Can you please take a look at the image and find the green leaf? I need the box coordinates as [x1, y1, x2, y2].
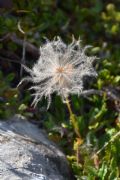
[98, 162, 108, 179]
[86, 166, 98, 177]
[6, 73, 15, 82]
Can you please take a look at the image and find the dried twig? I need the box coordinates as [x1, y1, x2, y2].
[0, 33, 39, 59]
[10, 33, 39, 59]
[80, 88, 120, 112]
[96, 130, 120, 155]
[80, 89, 103, 97]
[17, 21, 26, 77]
[0, 56, 24, 66]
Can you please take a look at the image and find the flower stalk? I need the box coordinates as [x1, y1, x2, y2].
[66, 97, 82, 164]
[66, 98, 81, 138]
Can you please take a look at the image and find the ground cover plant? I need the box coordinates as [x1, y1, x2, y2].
[0, 0, 120, 179]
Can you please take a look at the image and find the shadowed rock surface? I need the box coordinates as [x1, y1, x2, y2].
[0, 115, 73, 180]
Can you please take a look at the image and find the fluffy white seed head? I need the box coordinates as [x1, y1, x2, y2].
[19, 37, 97, 108]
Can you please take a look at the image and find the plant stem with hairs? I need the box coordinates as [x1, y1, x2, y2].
[66, 98, 81, 138]
[66, 97, 82, 164]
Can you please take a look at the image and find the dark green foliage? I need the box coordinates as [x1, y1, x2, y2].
[0, 71, 32, 119]
[0, 0, 120, 179]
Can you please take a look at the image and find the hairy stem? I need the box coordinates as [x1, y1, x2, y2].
[65, 97, 81, 138]
[66, 97, 82, 164]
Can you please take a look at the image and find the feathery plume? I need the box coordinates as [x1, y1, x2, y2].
[19, 37, 97, 108]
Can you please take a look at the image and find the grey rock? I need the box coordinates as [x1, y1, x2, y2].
[0, 115, 73, 180]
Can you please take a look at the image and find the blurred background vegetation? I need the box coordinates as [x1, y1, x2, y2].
[0, 0, 120, 179]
